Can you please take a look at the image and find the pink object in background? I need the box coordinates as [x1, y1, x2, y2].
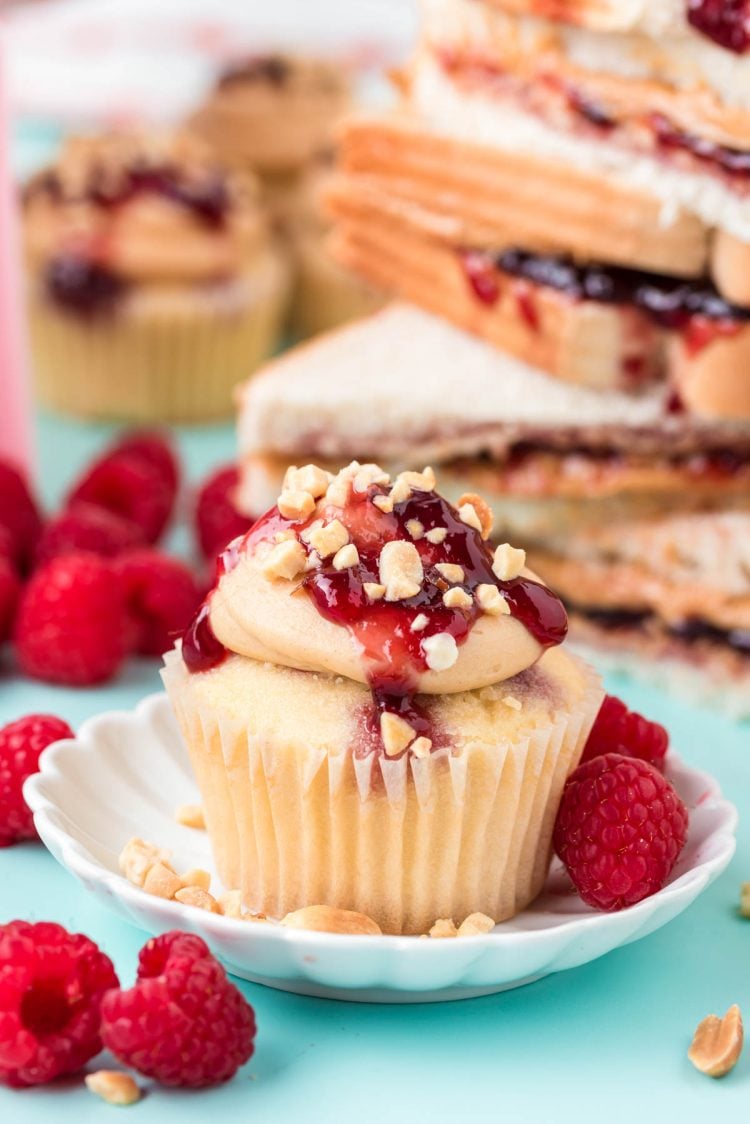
[0, 32, 33, 474]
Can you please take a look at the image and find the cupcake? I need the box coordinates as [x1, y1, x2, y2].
[163, 462, 602, 934]
[287, 157, 386, 339]
[189, 55, 350, 183]
[23, 132, 289, 423]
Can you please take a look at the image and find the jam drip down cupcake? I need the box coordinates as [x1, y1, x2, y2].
[23, 132, 289, 422]
[163, 462, 603, 934]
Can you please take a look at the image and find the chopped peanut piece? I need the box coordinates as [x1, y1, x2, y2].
[492, 543, 526, 582]
[363, 582, 386, 601]
[380, 711, 416, 757]
[307, 519, 349, 559]
[429, 918, 458, 938]
[390, 467, 436, 505]
[180, 868, 211, 892]
[372, 494, 394, 514]
[458, 503, 483, 534]
[143, 861, 183, 900]
[333, 543, 359, 571]
[175, 803, 205, 830]
[476, 583, 510, 616]
[379, 540, 423, 601]
[218, 890, 247, 919]
[425, 527, 447, 545]
[85, 1071, 141, 1106]
[174, 886, 221, 913]
[119, 837, 171, 888]
[688, 1005, 744, 1078]
[435, 563, 464, 584]
[410, 737, 432, 758]
[281, 904, 382, 935]
[740, 883, 750, 917]
[277, 489, 315, 521]
[442, 587, 473, 610]
[503, 695, 522, 711]
[457, 492, 493, 539]
[457, 913, 495, 936]
[406, 519, 424, 540]
[353, 464, 390, 493]
[284, 464, 332, 498]
[410, 613, 429, 632]
[261, 538, 306, 581]
[422, 632, 458, 671]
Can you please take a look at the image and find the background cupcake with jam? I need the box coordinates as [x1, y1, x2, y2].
[23, 131, 288, 422]
[188, 54, 386, 339]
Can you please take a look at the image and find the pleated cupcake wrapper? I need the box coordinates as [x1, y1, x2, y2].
[28, 253, 289, 423]
[288, 235, 385, 339]
[162, 650, 602, 935]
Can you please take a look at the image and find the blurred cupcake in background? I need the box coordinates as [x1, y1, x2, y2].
[188, 54, 350, 205]
[189, 55, 385, 339]
[23, 131, 289, 423]
[287, 154, 385, 340]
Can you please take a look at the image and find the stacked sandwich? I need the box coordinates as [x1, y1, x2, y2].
[236, 0, 750, 713]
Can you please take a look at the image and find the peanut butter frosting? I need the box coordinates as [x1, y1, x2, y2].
[23, 132, 268, 286]
[182, 462, 568, 759]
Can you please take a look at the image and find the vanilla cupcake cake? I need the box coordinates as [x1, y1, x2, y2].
[163, 462, 602, 935]
[23, 131, 288, 422]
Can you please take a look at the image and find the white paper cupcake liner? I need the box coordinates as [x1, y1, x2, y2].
[162, 649, 602, 934]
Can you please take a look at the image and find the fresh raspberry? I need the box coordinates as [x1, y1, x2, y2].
[67, 432, 179, 544]
[0, 555, 21, 644]
[0, 920, 118, 1087]
[0, 460, 43, 573]
[101, 930, 256, 1087]
[0, 715, 74, 846]
[14, 554, 129, 686]
[195, 465, 252, 562]
[35, 502, 145, 568]
[110, 431, 180, 497]
[580, 694, 669, 771]
[554, 752, 689, 912]
[114, 550, 202, 656]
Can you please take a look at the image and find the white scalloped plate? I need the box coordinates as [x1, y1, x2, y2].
[24, 694, 737, 1003]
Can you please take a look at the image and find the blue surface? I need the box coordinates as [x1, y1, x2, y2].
[1, 414, 749, 1122]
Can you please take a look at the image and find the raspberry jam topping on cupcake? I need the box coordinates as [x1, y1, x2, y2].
[23, 132, 266, 318]
[183, 463, 568, 758]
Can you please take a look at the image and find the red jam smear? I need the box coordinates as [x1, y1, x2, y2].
[686, 0, 750, 54]
[303, 486, 567, 688]
[181, 510, 289, 673]
[651, 113, 750, 182]
[182, 602, 228, 674]
[458, 247, 750, 347]
[459, 250, 501, 306]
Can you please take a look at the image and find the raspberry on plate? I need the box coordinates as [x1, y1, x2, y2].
[35, 502, 145, 568]
[580, 694, 669, 771]
[0, 715, 73, 846]
[67, 432, 179, 544]
[0, 460, 43, 573]
[115, 550, 202, 657]
[101, 930, 255, 1087]
[14, 554, 129, 686]
[195, 465, 252, 562]
[0, 920, 118, 1087]
[554, 752, 689, 912]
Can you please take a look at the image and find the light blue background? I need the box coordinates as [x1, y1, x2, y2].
[1, 414, 748, 1122]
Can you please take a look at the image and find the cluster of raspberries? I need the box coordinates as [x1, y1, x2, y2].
[0, 924, 256, 1089]
[0, 432, 252, 686]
